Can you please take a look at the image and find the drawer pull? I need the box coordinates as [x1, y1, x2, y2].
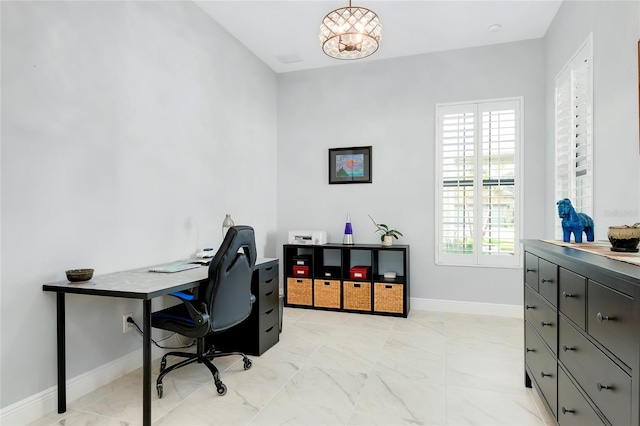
[265, 308, 274, 315]
[562, 291, 576, 299]
[540, 372, 553, 379]
[265, 326, 275, 333]
[541, 321, 553, 327]
[265, 290, 274, 297]
[296, 279, 303, 283]
[324, 282, 331, 286]
[561, 407, 576, 415]
[265, 278, 274, 284]
[596, 381, 613, 391]
[525, 305, 535, 310]
[354, 284, 361, 288]
[562, 345, 576, 352]
[541, 278, 553, 283]
[596, 312, 616, 322]
[526, 348, 536, 353]
[526, 268, 536, 273]
[385, 285, 393, 289]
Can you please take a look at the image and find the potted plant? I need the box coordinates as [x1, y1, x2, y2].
[368, 215, 403, 246]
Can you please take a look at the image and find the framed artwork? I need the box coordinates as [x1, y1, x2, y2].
[328, 146, 372, 184]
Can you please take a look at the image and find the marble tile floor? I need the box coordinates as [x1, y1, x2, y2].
[29, 308, 555, 426]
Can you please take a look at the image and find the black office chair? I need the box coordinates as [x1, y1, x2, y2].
[151, 225, 257, 397]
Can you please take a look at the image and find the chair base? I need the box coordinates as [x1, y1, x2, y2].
[156, 339, 252, 398]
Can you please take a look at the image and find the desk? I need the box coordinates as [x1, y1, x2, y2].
[43, 258, 277, 426]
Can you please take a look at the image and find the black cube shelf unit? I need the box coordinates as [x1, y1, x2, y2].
[283, 243, 410, 318]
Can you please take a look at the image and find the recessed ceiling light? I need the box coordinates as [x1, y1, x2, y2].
[488, 24, 502, 33]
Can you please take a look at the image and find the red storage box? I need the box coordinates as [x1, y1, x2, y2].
[349, 266, 370, 280]
[293, 265, 309, 277]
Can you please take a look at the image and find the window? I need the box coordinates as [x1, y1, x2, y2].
[555, 35, 593, 239]
[435, 98, 522, 267]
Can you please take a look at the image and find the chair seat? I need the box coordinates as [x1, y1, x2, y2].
[152, 304, 208, 338]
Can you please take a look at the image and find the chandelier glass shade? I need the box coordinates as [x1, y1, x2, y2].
[319, 1, 381, 60]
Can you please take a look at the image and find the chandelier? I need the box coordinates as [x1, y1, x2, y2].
[319, 0, 382, 60]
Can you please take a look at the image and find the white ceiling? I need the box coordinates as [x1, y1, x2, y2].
[195, 0, 563, 73]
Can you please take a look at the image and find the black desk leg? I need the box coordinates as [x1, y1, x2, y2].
[56, 293, 66, 413]
[143, 299, 152, 426]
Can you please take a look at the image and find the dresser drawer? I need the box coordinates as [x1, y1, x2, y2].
[558, 367, 605, 426]
[525, 322, 557, 417]
[258, 322, 279, 353]
[559, 268, 586, 330]
[525, 286, 557, 354]
[559, 317, 631, 426]
[525, 252, 539, 292]
[259, 304, 279, 330]
[587, 280, 634, 368]
[259, 275, 278, 308]
[539, 259, 558, 307]
[259, 262, 279, 283]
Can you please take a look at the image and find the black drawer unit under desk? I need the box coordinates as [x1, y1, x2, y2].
[208, 258, 280, 356]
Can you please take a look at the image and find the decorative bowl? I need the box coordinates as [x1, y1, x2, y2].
[607, 226, 640, 252]
[65, 269, 94, 282]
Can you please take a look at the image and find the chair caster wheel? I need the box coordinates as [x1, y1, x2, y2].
[243, 359, 252, 370]
[157, 383, 163, 399]
[160, 358, 167, 372]
[216, 383, 227, 396]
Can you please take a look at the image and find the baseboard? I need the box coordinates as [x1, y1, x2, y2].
[410, 297, 523, 319]
[0, 346, 166, 426]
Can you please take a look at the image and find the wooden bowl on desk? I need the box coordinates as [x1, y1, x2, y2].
[65, 268, 94, 282]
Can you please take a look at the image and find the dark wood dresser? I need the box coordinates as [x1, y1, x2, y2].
[209, 258, 280, 356]
[523, 240, 640, 425]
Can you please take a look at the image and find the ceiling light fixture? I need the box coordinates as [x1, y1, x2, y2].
[319, 0, 382, 60]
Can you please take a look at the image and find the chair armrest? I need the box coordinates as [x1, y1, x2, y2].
[169, 291, 209, 327]
[170, 291, 195, 301]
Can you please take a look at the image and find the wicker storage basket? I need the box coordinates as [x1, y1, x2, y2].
[287, 278, 312, 306]
[373, 283, 404, 314]
[313, 279, 341, 308]
[343, 281, 371, 311]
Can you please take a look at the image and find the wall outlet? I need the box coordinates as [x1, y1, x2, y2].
[123, 313, 134, 333]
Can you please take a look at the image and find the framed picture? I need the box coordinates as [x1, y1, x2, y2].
[328, 146, 372, 184]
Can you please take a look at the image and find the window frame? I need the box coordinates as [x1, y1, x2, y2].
[435, 97, 524, 268]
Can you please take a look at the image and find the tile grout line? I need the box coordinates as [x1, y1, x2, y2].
[344, 317, 397, 425]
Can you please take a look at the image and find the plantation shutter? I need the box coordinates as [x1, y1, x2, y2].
[555, 35, 593, 239]
[436, 98, 522, 267]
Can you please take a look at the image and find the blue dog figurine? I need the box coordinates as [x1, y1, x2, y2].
[557, 198, 594, 243]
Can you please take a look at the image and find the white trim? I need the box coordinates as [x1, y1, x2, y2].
[410, 297, 523, 319]
[0, 346, 167, 426]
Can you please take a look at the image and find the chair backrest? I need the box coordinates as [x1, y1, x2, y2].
[203, 225, 257, 332]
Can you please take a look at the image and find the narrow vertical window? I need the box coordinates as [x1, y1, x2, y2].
[436, 98, 522, 267]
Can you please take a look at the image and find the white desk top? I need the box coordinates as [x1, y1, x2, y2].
[43, 258, 278, 299]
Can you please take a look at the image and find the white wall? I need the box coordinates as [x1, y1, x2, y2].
[1, 1, 277, 408]
[543, 0, 640, 237]
[277, 39, 546, 305]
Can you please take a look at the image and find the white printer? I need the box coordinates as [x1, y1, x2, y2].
[288, 230, 328, 245]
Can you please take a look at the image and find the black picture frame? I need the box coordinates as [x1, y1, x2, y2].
[328, 146, 372, 184]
